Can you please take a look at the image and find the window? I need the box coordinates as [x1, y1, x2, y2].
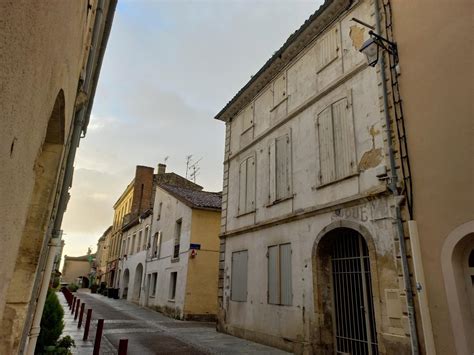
[231, 250, 248, 302]
[169, 272, 177, 300]
[122, 240, 126, 256]
[157, 202, 163, 220]
[317, 96, 356, 186]
[173, 220, 182, 259]
[144, 226, 149, 250]
[273, 72, 287, 107]
[126, 237, 130, 256]
[151, 272, 157, 297]
[316, 26, 339, 73]
[130, 234, 136, 255]
[269, 132, 292, 203]
[268, 243, 292, 305]
[137, 231, 142, 253]
[240, 105, 254, 148]
[238, 155, 256, 215]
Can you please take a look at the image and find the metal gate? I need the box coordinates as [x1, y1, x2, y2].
[331, 229, 378, 355]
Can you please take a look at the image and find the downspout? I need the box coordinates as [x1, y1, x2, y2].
[24, 0, 116, 353]
[373, 0, 419, 353]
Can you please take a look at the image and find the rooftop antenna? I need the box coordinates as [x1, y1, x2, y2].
[189, 157, 202, 183]
[164, 156, 169, 164]
[185, 155, 193, 179]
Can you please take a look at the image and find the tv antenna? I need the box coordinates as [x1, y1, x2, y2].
[189, 157, 202, 183]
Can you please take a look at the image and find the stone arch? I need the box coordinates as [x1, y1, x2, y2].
[2, 90, 67, 349]
[311, 220, 382, 354]
[122, 269, 130, 299]
[133, 263, 144, 302]
[441, 220, 474, 355]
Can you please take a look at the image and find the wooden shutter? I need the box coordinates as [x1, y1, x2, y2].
[269, 140, 276, 203]
[231, 250, 248, 302]
[275, 135, 289, 200]
[238, 160, 247, 213]
[317, 106, 335, 185]
[246, 156, 255, 212]
[316, 27, 339, 73]
[333, 98, 356, 179]
[268, 245, 280, 304]
[280, 244, 292, 305]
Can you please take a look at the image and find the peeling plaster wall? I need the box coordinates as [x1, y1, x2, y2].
[219, 0, 412, 353]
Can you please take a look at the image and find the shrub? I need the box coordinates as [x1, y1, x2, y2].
[67, 283, 79, 292]
[35, 289, 64, 354]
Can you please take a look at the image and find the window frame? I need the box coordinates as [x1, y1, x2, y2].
[267, 243, 293, 306]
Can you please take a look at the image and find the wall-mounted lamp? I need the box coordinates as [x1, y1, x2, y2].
[360, 30, 398, 67]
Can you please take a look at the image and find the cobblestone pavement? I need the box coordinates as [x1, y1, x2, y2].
[59, 290, 289, 354]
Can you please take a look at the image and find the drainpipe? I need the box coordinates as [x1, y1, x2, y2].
[373, 0, 419, 353]
[24, 0, 116, 353]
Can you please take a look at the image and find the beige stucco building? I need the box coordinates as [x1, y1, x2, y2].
[391, 1, 474, 354]
[95, 226, 112, 284]
[61, 253, 95, 287]
[0, 1, 116, 353]
[213, 0, 463, 353]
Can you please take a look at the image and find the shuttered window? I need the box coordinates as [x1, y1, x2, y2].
[268, 243, 292, 305]
[273, 73, 287, 107]
[316, 26, 339, 73]
[269, 133, 292, 203]
[173, 219, 182, 259]
[238, 155, 256, 214]
[317, 97, 356, 185]
[231, 250, 248, 302]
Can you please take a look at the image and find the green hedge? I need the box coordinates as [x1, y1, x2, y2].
[35, 289, 64, 354]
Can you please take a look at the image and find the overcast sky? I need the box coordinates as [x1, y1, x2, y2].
[62, 0, 323, 258]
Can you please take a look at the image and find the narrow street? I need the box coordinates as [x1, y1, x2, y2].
[60, 290, 288, 354]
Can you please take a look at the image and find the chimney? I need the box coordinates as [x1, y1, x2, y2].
[157, 164, 166, 175]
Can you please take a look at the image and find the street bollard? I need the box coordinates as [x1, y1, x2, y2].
[78, 303, 85, 328]
[74, 299, 80, 320]
[83, 309, 92, 341]
[71, 296, 76, 313]
[93, 319, 104, 355]
[118, 339, 128, 355]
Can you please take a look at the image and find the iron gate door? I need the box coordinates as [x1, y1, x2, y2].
[331, 229, 378, 355]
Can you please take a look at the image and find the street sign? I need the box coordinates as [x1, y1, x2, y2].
[190, 243, 201, 250]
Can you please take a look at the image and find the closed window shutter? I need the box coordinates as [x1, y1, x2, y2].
[317, 106, 335, 185]
[269, 140, 277, 203]
[316, 27, 339, 72]
[276, 135, 289, 200]
[239, 160, 247, 213]
[333, 98, 356, 179]
[280, 244, 292, 305]
[231, 250, 248, 302]
[268, 245, 280, 304]
[246, 156, 255, 212]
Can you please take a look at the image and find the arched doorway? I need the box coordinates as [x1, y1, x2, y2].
[80, 276, 89, 288]
[313, 226, 379, 354]
[122, 269, 130, 299]
[133, 264, 144, 302]
[441, 221, 474, 354]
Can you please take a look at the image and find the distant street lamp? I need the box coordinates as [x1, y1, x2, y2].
[360, 30, 398, 66]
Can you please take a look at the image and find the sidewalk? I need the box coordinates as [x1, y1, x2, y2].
[59, 289, 290, 354]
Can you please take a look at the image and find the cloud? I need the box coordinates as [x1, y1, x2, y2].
[61, 0, 323, 258]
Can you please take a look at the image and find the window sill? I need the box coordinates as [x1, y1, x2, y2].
[266, 195, 294, 208]
[312, 171, 359, 190]
[149, 295, 155, 298]
[168, 299, 175, 303]
[270, 96, 288, 112]
[236, 210, 256, 218]
[268, 302, 292, 306]
[171, 257, 180, 263]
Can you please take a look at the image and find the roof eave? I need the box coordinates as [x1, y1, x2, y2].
[214, 0, 351, 123]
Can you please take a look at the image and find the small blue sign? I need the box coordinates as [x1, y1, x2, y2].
[190, 243, 201, 250]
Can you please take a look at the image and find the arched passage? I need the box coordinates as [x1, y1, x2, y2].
[312, 222, 379, 355]
[122, 269, 130, 299]
[441, 220, 474, 354]
[133, 264, 144, 302]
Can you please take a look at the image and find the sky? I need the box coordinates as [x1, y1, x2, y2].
[61, 0, 324, 258]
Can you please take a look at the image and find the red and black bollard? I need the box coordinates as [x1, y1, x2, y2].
[93, 319, 104, 355]
[83, 309, 92, 341]
[78, 302, 85, 328]
[118, 339, 128, 355]
[71, 296, 76, 313]
[74, 299, 80, 320]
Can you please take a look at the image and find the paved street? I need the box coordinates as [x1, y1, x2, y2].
[60, 290, 288, 354]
